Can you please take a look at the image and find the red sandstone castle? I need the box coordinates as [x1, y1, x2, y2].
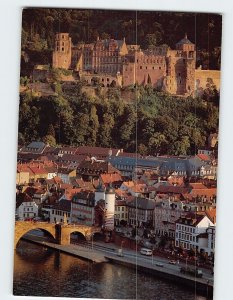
[52, 33, 220, 97]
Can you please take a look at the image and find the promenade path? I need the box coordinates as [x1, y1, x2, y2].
[22, 233, 213, 292]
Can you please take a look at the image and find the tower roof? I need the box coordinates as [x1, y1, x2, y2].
[176, 34, 194, 46]
[106, 183, 115, 194]
[96, 182, 105, 192]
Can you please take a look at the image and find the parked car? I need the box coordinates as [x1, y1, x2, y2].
[169, 260, 177, 265]
[117, 249, 124, 257]
[140, 248, 153, 256]
[180, 267, 203, 278]
[155, 262, 164, 267]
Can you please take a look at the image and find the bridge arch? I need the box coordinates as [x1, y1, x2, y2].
[14, 222, 56, 249]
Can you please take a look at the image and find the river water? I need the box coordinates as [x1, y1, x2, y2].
[13, 240, 208, 299]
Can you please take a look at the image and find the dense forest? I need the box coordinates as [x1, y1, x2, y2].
[21, 8, 222, 70]
[18, 82, 219, 156]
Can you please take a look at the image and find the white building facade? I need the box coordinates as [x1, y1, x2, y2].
[175, 214, 214, 254]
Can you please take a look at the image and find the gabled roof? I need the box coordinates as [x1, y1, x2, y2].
[189, 182, 207, 189]
[51, 199, 71, 212]
[205, 208, 216, 224]
[62, 188, 82, 201]
[176, 213, 212, 227]
[72, 191, 95, 202]
[27, 141, 46, 149]
[29, 166, 48, 175]
[76, 146, 120, 157]
[100, 173, 123, 184]
[78, 160, 119, 175]
[197, 154, 211, 162]
[58, 167, 76, 175]
[16, 192, 33, 208]
[156, 185, 190, 195]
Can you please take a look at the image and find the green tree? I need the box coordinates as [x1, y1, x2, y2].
[47, 124, 55, 137]
[98, 113, 115, 147]
[148, 133, 167, 155]
[42, 134, 56, 146]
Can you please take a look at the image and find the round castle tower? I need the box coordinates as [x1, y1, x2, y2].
[94, 182, 105, 205]
[104, 184, 116, 230]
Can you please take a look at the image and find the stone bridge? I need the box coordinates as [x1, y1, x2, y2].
[14, 221, 102, 249]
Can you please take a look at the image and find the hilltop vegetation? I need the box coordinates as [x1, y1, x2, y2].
[18, 83, 219, 156]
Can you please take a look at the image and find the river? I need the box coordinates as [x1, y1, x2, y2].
[13, 240, 208, 299]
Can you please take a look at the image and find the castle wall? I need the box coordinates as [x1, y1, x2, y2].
[122, 54, 166, 88]
[81, 73, 122, 87]
[195, 70, 221, 97]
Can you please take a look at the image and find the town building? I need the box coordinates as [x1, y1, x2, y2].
[71, 191, 95, 225]
[127, 197, 156, 227]
[16, 193, 38, 220]
[154, 197, 185, 238]
[49, 199, 71, 223]
[114, 200, 128, 226]
[175, 213, 214, 254]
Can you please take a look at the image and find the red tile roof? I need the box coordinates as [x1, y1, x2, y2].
[156, 185, 190, 194]
[100, 173, 123, 184]
[76, 146, 120, 157]
[205, 208, 216, 224]
[189, 182, 208, 189]
[197, 154, 211, 161]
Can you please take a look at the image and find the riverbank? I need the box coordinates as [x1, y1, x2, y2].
[22, 235, 213, 298]
[22, 235, 109, 263]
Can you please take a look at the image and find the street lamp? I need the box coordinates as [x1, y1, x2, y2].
[185, 256, 188, 270]
[151, 247, 155, 265]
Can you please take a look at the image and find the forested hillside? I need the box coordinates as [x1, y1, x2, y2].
[18, 83, 219, 156]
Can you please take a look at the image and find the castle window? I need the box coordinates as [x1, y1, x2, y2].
[62, 47, 64, 52]
[145, 66, 147, 69]
[178, 72, 181, 76]
[159, 67, 161, 70]
[152, 66, 155, 70]
[140, 66, 142, 69]
[62, 35, 64, 39]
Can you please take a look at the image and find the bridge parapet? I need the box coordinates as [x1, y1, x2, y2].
[14, 221, 102, 248]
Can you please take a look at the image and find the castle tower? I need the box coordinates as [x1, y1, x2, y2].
[52, 33, 72, 69]
[94, 182, 105, 205]
[175, 33, 195, 52]
[165, 34, 196, 96]
[104, 184, 115, 230]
